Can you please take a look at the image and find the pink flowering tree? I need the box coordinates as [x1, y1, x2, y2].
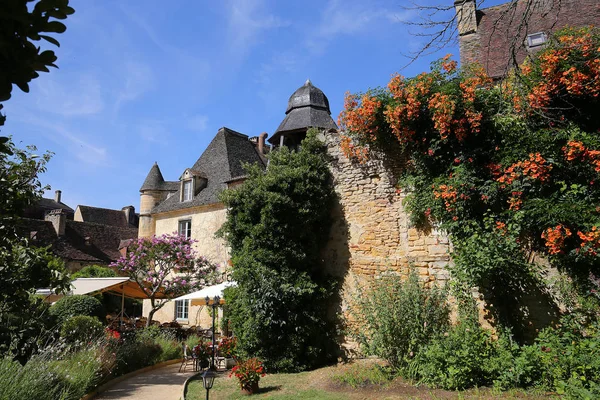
[110, 233, 218, 326]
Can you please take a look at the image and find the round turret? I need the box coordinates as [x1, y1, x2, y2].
[269, 79, 337, 146]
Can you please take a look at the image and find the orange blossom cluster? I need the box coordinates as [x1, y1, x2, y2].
[384, 72, 435, 144]
[577, 226, 600, 257]
[563, 140, 600, 172]
[523, 28, 600, 110]
[542, 224, 572, 255]
[497, 153, 553, 185]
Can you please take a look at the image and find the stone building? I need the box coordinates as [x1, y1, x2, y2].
[139, 80, 451, 329]
[455, 0, 600, 78]
[138, 127, 267, 325]
[19, 209, 138, 271]
[23, 190, 74, 220]
[19, 190, 139, 271]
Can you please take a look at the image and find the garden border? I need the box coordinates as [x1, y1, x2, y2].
[81, 358, 182, 400]
[181, 370, 203, 400]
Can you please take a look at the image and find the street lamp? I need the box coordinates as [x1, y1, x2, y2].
[205, 295, 220, 368]
[201, 368, 217, 400]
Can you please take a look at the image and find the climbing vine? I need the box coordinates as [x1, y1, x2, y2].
[338, 27, 600, 332]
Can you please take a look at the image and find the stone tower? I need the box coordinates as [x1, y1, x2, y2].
[139, 162, 177, 238]
[268, 79, 337, 148]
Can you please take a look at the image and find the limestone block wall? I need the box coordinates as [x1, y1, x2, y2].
[322, 131, 452, 307]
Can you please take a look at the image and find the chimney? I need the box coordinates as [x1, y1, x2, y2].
[45, 209, 66, 236]
[54, 190, 62, 203]
[454, 0, 477, 36]
[122, 205, 135, 226]
[258, 132, 268, 155]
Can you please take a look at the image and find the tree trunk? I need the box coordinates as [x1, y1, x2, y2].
[147, 308, 156, 327]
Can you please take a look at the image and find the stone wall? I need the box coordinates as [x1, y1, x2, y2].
[322, 131, 452, 307]
[322, 131, 562, 342]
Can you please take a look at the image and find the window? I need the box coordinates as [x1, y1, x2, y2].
[183, 180, 193, 201]
[178, 219, 192, 239]
[527, 32, 547, 48]
[175, 299, 189, 320]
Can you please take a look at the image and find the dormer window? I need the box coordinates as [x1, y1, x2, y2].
[183, 180, 193, 202]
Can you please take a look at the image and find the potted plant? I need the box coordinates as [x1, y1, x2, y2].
[229, 357, 266, 395]
[193, 341, 211, 369]
[218, 336, 238, 368]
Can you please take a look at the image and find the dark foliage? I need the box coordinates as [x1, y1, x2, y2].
[219, 130, 339, 372]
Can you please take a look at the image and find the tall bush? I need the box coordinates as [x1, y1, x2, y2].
[50, 295, 105, 323]
[219, 130, 338, 372]
[60, 316, 104, 345]
[350, 269, 449, 370]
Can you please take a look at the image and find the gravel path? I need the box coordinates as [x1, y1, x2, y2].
[94, 363, 195, 400]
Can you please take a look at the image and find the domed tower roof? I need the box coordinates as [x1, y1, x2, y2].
[268, 79, 337, 145]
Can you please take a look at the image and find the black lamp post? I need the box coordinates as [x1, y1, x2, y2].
[201, 368, 217, 400]
[205, 295, 220, 369]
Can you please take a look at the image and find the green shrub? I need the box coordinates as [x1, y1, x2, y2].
[409, 322, 500, 390]
[0, 356, 62, 400]
[70, 265, 117, 279]
[521, 316, 600, 397]
[350, 269, 449, 370]
[50, 295, 105, 323]
[60, 316, 104, 344]
[0, 342, 103, 400]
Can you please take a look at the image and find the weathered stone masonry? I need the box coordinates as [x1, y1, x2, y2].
[322, 131, 452, 301]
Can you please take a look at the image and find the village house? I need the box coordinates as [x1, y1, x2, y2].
[455, 0, 600, 78]
[19, 190, 139, 271]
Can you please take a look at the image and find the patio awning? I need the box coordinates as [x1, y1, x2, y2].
[174, 281, 237, 306]
[36, 277, 167, 301]
[70, 277, 167, 299]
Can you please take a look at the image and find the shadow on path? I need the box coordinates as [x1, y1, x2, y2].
[95, 363, 195, 400]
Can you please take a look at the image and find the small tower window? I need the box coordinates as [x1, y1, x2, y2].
[182, 180, 193, 202]
[527, 32, 547, 48]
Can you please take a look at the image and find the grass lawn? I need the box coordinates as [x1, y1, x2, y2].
[185, 360, 554, 400]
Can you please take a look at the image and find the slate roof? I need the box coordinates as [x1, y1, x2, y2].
[268, 79, 337, 144]
[76, 205, 137, 228]
[140, 162, 179, 192]
[152, 127, 265, 214]
[19, 218, 138, 264]
[23, 198, 74, 220]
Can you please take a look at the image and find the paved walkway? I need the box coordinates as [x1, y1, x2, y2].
[95, 363, 195, 400]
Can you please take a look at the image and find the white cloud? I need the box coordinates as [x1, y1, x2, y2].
[9, 111, 108, 166]
[34, 73, 104, 117]
[113, 60, 154, 115]
[256, 52, 298, 85]
[186, 115, 209, 132]
[225, 0, 290, 51]
[306, 0, 413, 54]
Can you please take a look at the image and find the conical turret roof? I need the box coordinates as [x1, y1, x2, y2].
[140, 162, 164, 191]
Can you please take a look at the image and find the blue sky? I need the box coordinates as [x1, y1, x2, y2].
[2, 0, 485, 211]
